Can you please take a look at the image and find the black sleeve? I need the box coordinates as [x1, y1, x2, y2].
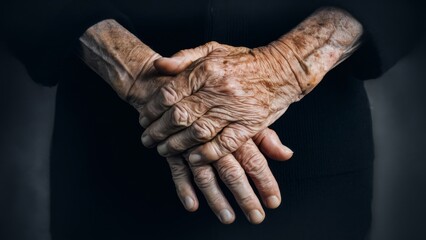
[0, 0, 132, 86]
[325, 0, 425, 80]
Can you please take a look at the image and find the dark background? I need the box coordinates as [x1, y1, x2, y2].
[0, 36, 425, 240]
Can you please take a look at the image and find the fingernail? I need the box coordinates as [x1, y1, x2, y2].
[157, 143, 169, 156]
[141, 134, 154, 147]
[266, 195, 281, 209]
[183, 196, 194, 210]
[283, 145, 294, 155]
[188, 153, 202, 165]
[248, 210, 264, 224]
[140, 117, 150, 128]
[219, 209, 233, 224]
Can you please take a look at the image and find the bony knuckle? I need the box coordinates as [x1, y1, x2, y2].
[170, 105, 191, 127]
[166, 138, 184, 153]
[160, 85, 179, 107]
[257, 178, 275, 192]
[244, 153, 268, 176]
[220, 165, 245, 185]
[172, 169, 188, 180]
[169, 163, 188, 180]
[193, 167, 216, 189]
[204, 41, 220, 53]
[240, 194, 255, 206]
[202, 60, 217, 73]
[192, 121, 215, 141]
[206, 194, 223, 207]
[219, 134, 239, 153]
[207, 41, 219, 47]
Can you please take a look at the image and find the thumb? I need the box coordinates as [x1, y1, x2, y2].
[154, 41, 221, 75]
[252, 128, 294, 161]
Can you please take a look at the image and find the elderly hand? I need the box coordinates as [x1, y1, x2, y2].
[80, 19, 294, 224]
[140, 7, 363, 166]
[171, 128, 293, 224]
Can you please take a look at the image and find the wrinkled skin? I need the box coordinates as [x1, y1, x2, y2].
[125, 46, 293, 224]
[140, 7, 363, 167]
[80, 6, 363, 224]
[80, 19, 294, 224]
[140, 42, 302, 167]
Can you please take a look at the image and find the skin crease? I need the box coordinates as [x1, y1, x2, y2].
[141, 7, 363, 167]
[79, 6, 363, 224]
[80, 20, 294, 224]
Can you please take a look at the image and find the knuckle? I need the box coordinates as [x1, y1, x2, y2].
[169, 163, 188, 180]
[204, 41, 220, 52]
[202, 59, 217, 73]
[192, 120, 215, 142]
[218, 134, 240, 154]
[240, 194, 256, 207]
[206, 194, 223, 207]
[219, 165, 245, 186]
[159, 85, 179, 107]
[145, 101, 160, 119]
[243, 153, 268, 176]
[165, 138, 183, 153]
[207, 41, 219, 47]
[193, 167, 216, 189]
[257, 178, 275, 192]
[170, 105, 191, 127]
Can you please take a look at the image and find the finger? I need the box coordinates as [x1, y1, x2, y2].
[234, 139, 281, 209]
[252, 128, 294, 161]
[188, 123, 253, 166]
[156, 111, 229, 157]
[166, 156, 199, 212]
[141, 93, 211, 148]
[154, 41, 222, 75]
[191, 164, 235, 224]
[137, 73, 187, 127]
[138, 62, 209, 128]
[213, 154, 265, 224]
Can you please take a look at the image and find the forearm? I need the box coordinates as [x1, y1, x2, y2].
[267, 7, 363, 96]
[79, 19, 159, 99]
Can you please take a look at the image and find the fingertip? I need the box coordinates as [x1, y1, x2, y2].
[265, 195, 281, 209]
[248, 209, 265, 224]
[139, 116, 150, 128]
[183, 196, 199, 212]
[279, 144, 294, 161]
[267, 143, 293, 161]
[218, 209, 235, 224]
[141, 133, 155, 148]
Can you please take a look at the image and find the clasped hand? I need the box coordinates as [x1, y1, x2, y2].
[81, 7, 363, 224]
[80, 20, 294, 224]
[126, 41, 300, 224]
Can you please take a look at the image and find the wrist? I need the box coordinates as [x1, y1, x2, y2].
[264, 7, 363, 96]
[252, 45, 304, 111]
[79, 19, 159, 99]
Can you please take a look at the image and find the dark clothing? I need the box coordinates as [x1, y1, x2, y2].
[1, 0, 423, 239]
